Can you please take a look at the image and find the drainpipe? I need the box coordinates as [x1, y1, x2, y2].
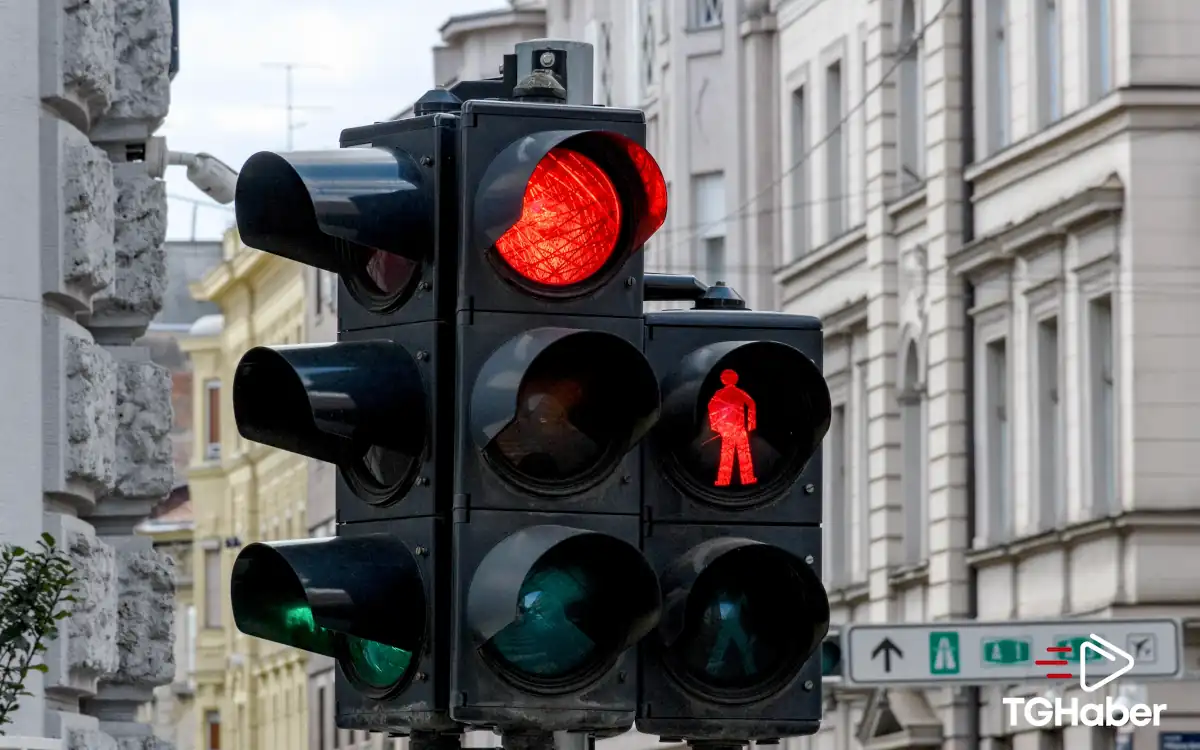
[960, 0, 980, 748]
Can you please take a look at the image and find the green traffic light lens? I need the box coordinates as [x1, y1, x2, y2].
[667, 546, 825, 703]
[486, 562, 601, 680]
[344, 635, 414, 689]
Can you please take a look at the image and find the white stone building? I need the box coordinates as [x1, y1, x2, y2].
[0, 0, 179, 747]
[771, 0, 1200, 748]
[545, 0, 780, 310]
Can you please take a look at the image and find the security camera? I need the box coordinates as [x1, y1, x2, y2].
[144, 137, 239, 205]
[184, 153, 238, 205]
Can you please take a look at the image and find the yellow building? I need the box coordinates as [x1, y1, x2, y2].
[182, 228, 313, 750]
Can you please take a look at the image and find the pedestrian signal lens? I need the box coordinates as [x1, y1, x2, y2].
[664, 544, 829, 704]
[658, 341, 831, 507]
[495, 147, 622, 287]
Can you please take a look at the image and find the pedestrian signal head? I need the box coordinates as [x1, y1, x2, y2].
[231, 535, 427, 697]
[235, 148, 432, 313]
[466, 525, 662, 694]
[473, 131, 666, 298]
[657, 340, 831, 507]
[656, 539, 829, 705]
[469, 328, 660, 496]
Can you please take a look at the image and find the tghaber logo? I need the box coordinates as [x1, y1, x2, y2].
[1005, 634, 1167, 728]
[1037, 634, 1135, 692]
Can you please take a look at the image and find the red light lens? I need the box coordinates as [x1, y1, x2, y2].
[494, 148, 622, 287]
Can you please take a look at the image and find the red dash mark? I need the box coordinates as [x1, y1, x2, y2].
[707, 369, 758, 487]
[1041, 646, 1075, 680]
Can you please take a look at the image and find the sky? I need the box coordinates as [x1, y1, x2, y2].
[161, 0, 507, 241]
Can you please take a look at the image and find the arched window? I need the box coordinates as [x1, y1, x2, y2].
[898, 0, 923, 189]
[899, 341, 926, 563]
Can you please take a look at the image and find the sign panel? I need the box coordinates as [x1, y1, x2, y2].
[1161, 734, 1200, 750]
[844, 618, 1183, 686]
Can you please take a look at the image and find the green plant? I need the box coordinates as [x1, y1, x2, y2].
[0, 533, 76, 733]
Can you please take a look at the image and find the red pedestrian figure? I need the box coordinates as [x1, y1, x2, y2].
[708, 369, 758, 487]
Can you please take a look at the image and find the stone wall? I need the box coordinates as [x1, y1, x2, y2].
[37, 0, 179, 745]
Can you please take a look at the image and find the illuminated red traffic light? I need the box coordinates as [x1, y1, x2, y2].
[495, 148, 623, 286]
[474, 129, 667, 298]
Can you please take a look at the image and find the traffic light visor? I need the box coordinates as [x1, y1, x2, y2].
[470, 328, 660, 495]
[233, 342, 428, 504]
[467, 525, 662, 694]
[657, 340, 832, 507]
[657, 539, 830, 704]
[474, 130, 667, 297]
[235, 148, 429, 311]
[231, 536, 427, 672]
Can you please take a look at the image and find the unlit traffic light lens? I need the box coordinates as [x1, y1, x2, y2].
[345, 635, 414, 689]
[494, 147, 621, 287]
[664, 545, 828, 703]
[487, 561, 601, 680]
[477, 330, 660, 495]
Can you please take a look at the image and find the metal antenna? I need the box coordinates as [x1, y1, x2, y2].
[262, 62, 332, 150]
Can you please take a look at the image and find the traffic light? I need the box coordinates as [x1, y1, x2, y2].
[451, 98, 668, 735]
[637, 285, 834, 743]
[822, 632, 844, 681]
[229, 107, 459, 737]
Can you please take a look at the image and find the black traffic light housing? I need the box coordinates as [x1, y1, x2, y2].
[637, 299, 833, 744]
[450, 98, 669, 735]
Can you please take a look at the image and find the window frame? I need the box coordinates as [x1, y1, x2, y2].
[203, 378, 221, 461]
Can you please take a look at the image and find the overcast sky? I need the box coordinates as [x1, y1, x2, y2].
[161, 0, 506, 241]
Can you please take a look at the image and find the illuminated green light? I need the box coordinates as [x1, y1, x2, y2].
[488, 564, 599, 679]
[345, 636, 414, 688]
[244, 601, 339, 657]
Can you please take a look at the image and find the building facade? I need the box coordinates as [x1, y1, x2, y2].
[137, 486, 198, 750]
[545, 0, 779, 311]
[0, 0, 179, 746]
[772, 0, 1200, 748]
[183, 230, 315, 750]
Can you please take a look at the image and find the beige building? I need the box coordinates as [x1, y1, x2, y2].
[771, 0, 1200, 748]
[137, 486, 198, 750]
[182, 229, 316, 750]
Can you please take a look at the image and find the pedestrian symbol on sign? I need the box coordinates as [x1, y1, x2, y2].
[930, 632, 960, 675]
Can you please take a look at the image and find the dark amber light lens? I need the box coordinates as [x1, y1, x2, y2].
[494, 148, 622, 287]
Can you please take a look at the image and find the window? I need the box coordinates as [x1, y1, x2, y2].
[318, 687, 327, 750]
[825, 60, 847, 239]
[204, 379, 221, 460]
[826, 405, 849, 583]
[860, 37, 869, 222]
[205, 710, 221, 750]
[899, 343, 926, 562]
[1037, 0, 1063, 125]
[693, 0, 722, 28]
[1090, 0, 1113, 101]
[641, 0, 656, 89]
[1035, 317, 1063, 529]
[898, 0, 923, 188]
[1088, 295, 1116, 513]
[984, 339, 1010, 541]
[692, 173, 726, 284]
[985, 0, 1010, 153]
[204, 549, 222, 628]
[790, 86, 810, 259]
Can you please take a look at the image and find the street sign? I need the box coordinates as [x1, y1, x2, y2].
[844, 619, 1183, 686]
